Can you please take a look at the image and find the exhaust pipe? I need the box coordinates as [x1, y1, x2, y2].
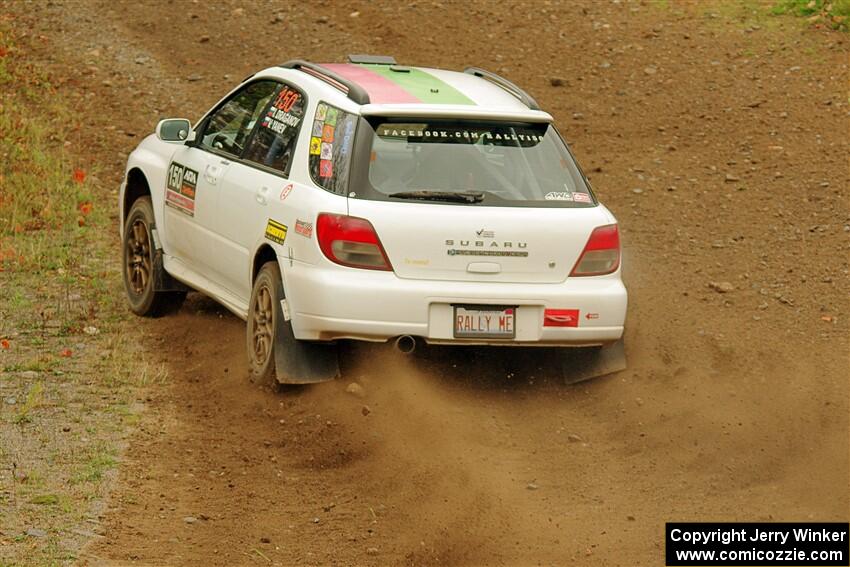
[394, 335, 417, 354]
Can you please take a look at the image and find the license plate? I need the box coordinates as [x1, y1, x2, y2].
[453, 305, 516, 339]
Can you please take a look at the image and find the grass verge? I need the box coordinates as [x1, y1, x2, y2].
[0, 13, 163, 567]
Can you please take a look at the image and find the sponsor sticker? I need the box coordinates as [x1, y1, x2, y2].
[264, 219, 288, 244]
[294, 219, 313, 238]
[312, 120, 323, 137]
[573, 192, 592, 203]
[319, 159, 333, 178]
[309, 136, 322, 155]
[315, 103, 328, 121]
[320, 142, 333, 160]
[165, 162, 199, 216]
[325, 107, 338, 126]
[322, 124, 334, 143]
[279, 183, 293, 201]
[544, 191, 574, 201]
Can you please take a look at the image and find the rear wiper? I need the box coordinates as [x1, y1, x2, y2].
[388, 190, 485, 203]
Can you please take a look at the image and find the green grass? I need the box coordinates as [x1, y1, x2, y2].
[13, 381, 44, 425]
[0, 18, 161, 567]
[772, 0, 850, 30]
[0, 37, 108, 276]
[70, 446, 117, 485]
[29, 494, 59, 506]
[688, 0, 848, 33]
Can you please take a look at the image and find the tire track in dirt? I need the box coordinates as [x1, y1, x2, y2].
[10, 0, 848, 565]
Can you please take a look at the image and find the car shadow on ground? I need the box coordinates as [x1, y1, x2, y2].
[176, 293, 620, 395]
[341, 340, 620, 393]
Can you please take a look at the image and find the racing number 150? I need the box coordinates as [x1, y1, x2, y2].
[167, 163, 182, 190]
[276, 88, 300, 112]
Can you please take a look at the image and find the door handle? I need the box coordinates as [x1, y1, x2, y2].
[256, 186, 269, 205]
[204, 163, 221, 185]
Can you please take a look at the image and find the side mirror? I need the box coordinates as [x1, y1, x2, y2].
[155, 118, 193, 143]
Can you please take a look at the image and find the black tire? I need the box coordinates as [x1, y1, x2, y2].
[247, 261, 285, 385]
[122, 196, 185, 316]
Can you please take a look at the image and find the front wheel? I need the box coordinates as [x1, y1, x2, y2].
[122, 196, 185, 316]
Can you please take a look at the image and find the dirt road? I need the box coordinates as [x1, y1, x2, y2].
[8, 0, 848, 565]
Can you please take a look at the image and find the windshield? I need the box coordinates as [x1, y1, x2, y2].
[351, 118, 595, 207]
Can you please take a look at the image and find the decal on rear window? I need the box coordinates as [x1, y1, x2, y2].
[375, 125, 545, 146]
[165, 162, 199, 217]
[309, 137, 321, 155]
[309, 102, 356, 194]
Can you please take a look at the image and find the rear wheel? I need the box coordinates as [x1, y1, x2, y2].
[122, 197, 185, 316]
[247, 261, 285, 385]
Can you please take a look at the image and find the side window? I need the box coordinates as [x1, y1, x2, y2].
[200, 81, 278, 158]
[308, 102, 357, 195]
[243, 84, 306, 174]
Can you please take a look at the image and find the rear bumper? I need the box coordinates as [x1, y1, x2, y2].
[285, 261, 627, 346]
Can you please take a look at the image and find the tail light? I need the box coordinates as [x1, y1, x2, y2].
[570, 224, 620, 276]
[316, 213, 393, 271]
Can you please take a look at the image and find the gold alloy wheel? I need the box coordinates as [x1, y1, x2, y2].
[251, 284, 274, 365]
[126, 219, 152, 295]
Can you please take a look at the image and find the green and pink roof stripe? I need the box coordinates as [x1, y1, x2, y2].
[322, 63, 477, 105]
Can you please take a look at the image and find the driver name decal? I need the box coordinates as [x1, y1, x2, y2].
[165, 162, 199, 217]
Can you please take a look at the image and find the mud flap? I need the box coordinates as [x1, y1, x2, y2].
[152, 252, 190, 292]
[151, 230, 190, 293]
[561, 339, 627, 384]
[272, 307, 340, 385]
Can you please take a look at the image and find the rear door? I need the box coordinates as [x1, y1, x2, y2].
[212, 83, 308, 299]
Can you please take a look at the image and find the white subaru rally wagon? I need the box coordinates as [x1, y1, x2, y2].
[119, 55, 627, 384]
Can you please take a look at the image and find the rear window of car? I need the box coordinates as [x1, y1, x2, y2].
[349, 118, 595, 207]
[308, 102, 357, 195]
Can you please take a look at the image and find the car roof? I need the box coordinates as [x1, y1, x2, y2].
[254, 57, 554, 123]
